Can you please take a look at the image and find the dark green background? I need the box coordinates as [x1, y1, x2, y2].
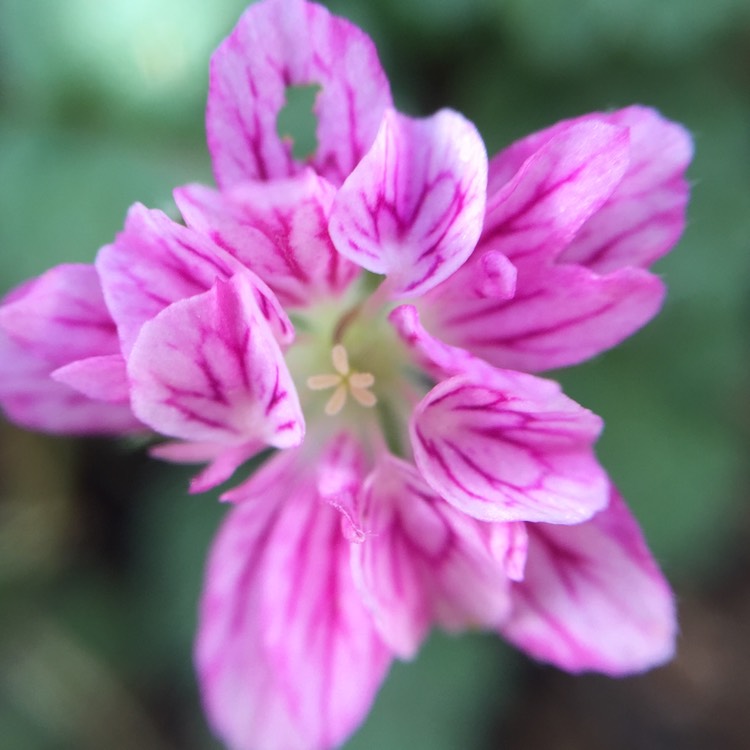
[1, 1, 749, 747]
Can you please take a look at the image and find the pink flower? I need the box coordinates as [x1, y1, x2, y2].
[0, 1, 692, 748]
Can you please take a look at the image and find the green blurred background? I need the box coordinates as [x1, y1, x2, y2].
[1, 0, 749, 748]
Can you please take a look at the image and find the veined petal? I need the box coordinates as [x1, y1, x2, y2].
[207, 0, 392, 187]
[421, 261, 665, 373]
[188, 445, 264, 494]
[175, 171, 359, 308]
[51, 354, 130, 403]
[128, 274, 304, 452]
[352, 456, 525, 658]
[502, 488, 676, 675]
[0, 330, 140, 434]
[0, 264, 120, 365]
[559, 106, 693, 272]
[411, 372, 608, 524]
[329, 108, 488, 298]
[197, 447, 391, 750]
[482, 121, 630, 266]
[388, 304, 485, 380]
[96, 204, 293, 357]
[0, 265, 140, 433]
[315, 432, 368, 542]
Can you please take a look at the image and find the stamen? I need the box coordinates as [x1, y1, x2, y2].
[331, 344, 349, 375]
[325, 384, 349, 416]
[307, 373, 342, 390]
[351, 387, 377, 408]
[349, 372, 375, 389]
[306, 344, 377, 416]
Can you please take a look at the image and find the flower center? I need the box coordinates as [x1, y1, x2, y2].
[306, 344, 377, 416]
[285, 276, 429, 456]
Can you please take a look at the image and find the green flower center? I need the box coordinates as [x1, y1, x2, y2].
[285, 275, 429, 455]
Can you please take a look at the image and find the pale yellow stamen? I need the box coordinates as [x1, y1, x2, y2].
[331, 344, 349, 375]
[325, 383, 349, 416]
[306, 344, 377, 416]
[349, 372, 375, 389]
[306, 373, 342, 390]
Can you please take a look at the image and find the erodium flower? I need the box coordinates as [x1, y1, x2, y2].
[0, 1, 693, 748]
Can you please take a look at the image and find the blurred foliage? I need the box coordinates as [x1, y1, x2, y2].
[1, 0, 749, 748]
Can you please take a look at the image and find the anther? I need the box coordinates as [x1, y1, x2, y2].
[306, 344, 377, 416]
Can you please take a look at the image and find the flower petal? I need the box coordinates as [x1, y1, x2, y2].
[388, 304, 485, 379]
[352, 455, 525, 658]
[559, 106, 693, 272]
[411, 372, 608, 524]
[329, 108, 488, 297]
[207, 0, 392, 187]
[482, 120, 630, 266]
[0, 265, 140, 434]
[197, 447, 391, 750]
[96, 204, 293, 357]
[502, 488, 676, 675]
[421, 261, 665, 373]
[314, 432, 368, 542]
[0, 264, 120, 365]
[51, 354, 130, 403]
[175, 170, 359, 308]
[127, 273, 304, 452]
[0, 331, 140, 434]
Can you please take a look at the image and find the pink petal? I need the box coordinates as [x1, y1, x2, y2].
[352, 455, 525, 657]
[127, 274, 304, 453]
[188, 445, 263, 494]
[51, 354, 130, 403]
[433, 245, 518, 302]
[314, 432, 368, 542]
[559, 106, 693, 272]
[502, 488, 676, 675]
[150, 438, 259, 493]
[197, 447, 391, 750]
[150, 439, 227, 464]
[175, 170, 359, 308]
[388, 304, 485, 380]
[482, 120, 630, 266]
[207, 0, 392, 188]
[0, 264, 120, 365]
[329, 108, 488, 297]
[0, 330, 140, 434]
[0, 265, 140, 434]
[421, 261, 665, 373]
[410, 372, 608, 524]
[96, 204, 293, 357]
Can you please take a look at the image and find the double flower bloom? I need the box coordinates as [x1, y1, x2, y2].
[0, 1, 693, 749]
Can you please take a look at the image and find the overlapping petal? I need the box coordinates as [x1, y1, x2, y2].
[175, 170, 359, 308]
[481, 120, 630, 266]
[421, 261, 665, 372]
[329, 108, 488, 297]
[207, 0, 392, 187]
[418, 106, 691, 372]
[0, 264, 121, 364]
[127, 273, 304, 454]
[0, 330, 139, 434]
[52, 354, 130, 403]
[388, 304, 486, 379]
[352, 456, 526, 658]
[96, 204, 293, 357]
[197, 446, 392, 750]
[0, 265, 139, 433]
[411, 372, 608, 524]
[502, 488, 676, 675]
[559, 106, 693, 272]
